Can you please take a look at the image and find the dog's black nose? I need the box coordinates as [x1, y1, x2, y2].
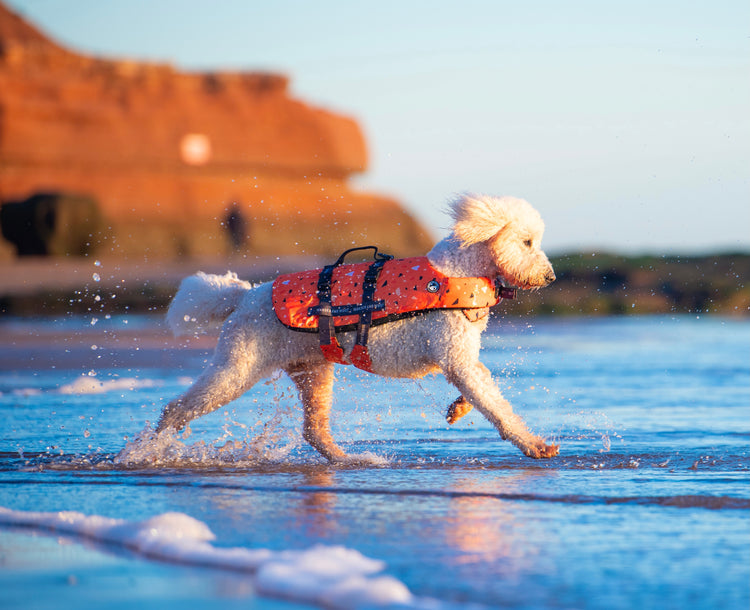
[545, 270, 556, 284]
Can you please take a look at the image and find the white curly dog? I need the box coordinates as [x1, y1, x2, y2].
[156, 194, 559, 461]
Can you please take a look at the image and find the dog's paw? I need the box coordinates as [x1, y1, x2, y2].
[446, 396, 473, 425]
[522, 439, 559, 459]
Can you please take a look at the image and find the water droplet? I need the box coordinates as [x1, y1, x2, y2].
[92, 273, 101, 282]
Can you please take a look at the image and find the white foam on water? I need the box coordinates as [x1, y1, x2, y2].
[5, 376, 192, 398]
[0, 506, 416, 609]
[7, 387, 42, 397]
[58, 376, 160, 395]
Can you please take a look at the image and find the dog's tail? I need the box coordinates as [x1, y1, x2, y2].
[166, 271, 255, 336]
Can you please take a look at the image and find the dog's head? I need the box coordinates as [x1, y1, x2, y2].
[449, 194, 555, 289]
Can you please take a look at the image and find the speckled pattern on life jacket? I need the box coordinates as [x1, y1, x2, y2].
[272, 256, 502, 332]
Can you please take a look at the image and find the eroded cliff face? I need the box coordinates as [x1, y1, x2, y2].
[0, 3, 432, 259]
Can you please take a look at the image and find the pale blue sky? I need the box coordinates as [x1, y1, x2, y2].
[7, 0, 750, 254]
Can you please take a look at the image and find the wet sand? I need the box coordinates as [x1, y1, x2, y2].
[0, 256, 320, 297]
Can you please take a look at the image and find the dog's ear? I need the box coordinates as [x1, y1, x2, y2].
[449, 194, 511, 246]
[449, 194, 544, 247]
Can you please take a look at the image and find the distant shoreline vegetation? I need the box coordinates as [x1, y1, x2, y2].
[502, 251, 750, 317]
[1, 252, 748, 317]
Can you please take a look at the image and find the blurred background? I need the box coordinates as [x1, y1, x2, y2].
[1, 0, 748, 316]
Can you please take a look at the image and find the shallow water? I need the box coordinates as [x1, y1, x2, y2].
[1, 314, 748, 609]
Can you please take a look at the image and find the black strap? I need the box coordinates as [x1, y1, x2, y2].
[355, 255, 389, 347]
[494, 278, 517, 300]
[315, 263, 338, 349]
[310, 246, 393, 358]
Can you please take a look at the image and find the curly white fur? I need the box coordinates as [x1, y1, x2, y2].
[154, 194, 558, 461]
[166, 271, 255, 336]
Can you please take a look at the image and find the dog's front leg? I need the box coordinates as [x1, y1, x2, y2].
[442, 360, 558, 458]
[286, 362, 350, 462]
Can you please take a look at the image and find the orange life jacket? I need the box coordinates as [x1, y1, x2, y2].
[271, 247, 515, 372]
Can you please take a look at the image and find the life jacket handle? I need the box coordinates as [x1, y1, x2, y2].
[332, 245, 394, 267]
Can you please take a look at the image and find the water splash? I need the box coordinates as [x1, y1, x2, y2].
[114, 422, 301, 468]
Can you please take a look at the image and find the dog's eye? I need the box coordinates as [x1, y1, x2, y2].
[523, 239, 533, 248]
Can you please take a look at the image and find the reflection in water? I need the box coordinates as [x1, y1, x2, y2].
[443, 470, 557, 574]
[297, 468, 338, 537]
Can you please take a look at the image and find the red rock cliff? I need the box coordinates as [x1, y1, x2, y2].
[0, 3, 432, 259]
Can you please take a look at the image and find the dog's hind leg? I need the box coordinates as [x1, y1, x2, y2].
[286, 362, 350, 462]
[156, 313, 277, 432]
[156, 362, 265, 432]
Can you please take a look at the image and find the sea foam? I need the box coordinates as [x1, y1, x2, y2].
[0, 505, 415, 609]
[57, 376, 160, 395]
